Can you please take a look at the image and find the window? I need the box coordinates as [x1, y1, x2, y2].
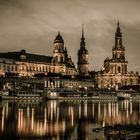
[60, 56, 63, 62]
[118, 66, 121, 73]
[22, 66, 24, 71]
[4, 65, 6, 70]
[11, 66, 14, 71]
[15, 66, 17, 71]
[30, 66, 32, 71]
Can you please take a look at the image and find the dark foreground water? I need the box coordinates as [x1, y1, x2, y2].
[0, 100, 140, 140]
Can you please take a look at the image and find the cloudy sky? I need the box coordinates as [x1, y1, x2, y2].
[0, 0, 140, 72]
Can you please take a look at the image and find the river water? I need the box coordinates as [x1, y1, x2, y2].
[0, 100, 140, 140]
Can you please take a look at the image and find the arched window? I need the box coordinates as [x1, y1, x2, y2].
[55, 56, 58, 62]
[118, 53, 120, 59]
[118, 66, 121, 73]
[30, 66, 32, 71]
[11, 66, 14, 71]
[60, 56, 63, 62]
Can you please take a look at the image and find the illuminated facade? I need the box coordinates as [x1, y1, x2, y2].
[0, 33, 77, 77]
[0, 24, 139, 89]
[0, 58, 18, 76]
[96, 22, 139, 89]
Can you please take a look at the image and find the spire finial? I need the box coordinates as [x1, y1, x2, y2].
[117, 21, 120, 28]
[82, 24, 84, 38]
[116, 21, 121, 33]
[58, 31, 60, 35]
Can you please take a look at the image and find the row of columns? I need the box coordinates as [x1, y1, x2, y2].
[44, 80, 60, 88]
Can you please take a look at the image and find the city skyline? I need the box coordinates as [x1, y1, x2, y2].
[0, 0, 140, 72]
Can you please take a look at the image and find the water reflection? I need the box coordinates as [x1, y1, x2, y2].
[0, 100, 140, 139]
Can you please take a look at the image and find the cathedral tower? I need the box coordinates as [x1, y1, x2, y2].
[96, 21, 139, 89]
[111, 22, 128, 74]
[112, 22, 125, 62]
[77, 25, 89, 76]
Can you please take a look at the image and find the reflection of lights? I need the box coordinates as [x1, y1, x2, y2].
[44, 108, 46, 130]
[102, 120, 105, 127]
[84, 101, 87, 117]
[108, 103, 111, 117]
[18, 109, 20, 130]
[2, 108, 5, 132]
[113, 103, 115, 117]
[104, 104, 106, 118]
[2, 100, 140, 138]
[18, 109, 23, 131]
[31, 108, 34, 130]
[116, 103, 118, 117]
[92, 103, 94, 119]
[50, 100, 57, 121]
[70, 107, 74, 126]
[50, 101, 53, 121]
[130, 102, 132, 115]
[126, 107, 129, 118]
[139, 102, 140, 114]
[57, 107, 59, 121]
[124, 100, 129, 110]
[5, 103, 9, 119]
[121, 101, 124, 110]
[69, 105, 71, 117]
[98, 102, 100, 120]
[16, 106, 66, 137]
[79, 103, 81, 119]
[27, 107, 30, 118]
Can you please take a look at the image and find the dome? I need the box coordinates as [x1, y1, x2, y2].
[54, 32, 64, 43]
[20, 49, 26, 55]
[78, 48, 88, 54]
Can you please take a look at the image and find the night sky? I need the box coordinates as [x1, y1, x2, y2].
[0, 0, 140, 73]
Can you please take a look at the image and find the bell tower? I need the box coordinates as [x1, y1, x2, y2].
[77, 25, 89, 76]
[53, 32, 65, 63]
[112, 22, 125, 62]
[111, 22, 128, 74]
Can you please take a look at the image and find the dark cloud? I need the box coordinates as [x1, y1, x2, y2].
[0, 0, 140, 72]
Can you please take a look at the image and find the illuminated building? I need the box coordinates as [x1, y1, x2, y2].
[0, 33, 77, 77]
[96, 22, 139, 89]
[0, 23, 139, 89]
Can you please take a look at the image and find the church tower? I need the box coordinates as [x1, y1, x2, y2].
[53, 32, 67, 63]
[111, 22, 128, 74]
[112, 22, 125, 61]
[77, 25, 89, 76]
[97, 21, 139, 89]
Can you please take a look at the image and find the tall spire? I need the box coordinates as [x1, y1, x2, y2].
[80, 24, 85, 48]
[116, 21, 121, 33]
[117, 21, 119, 27]
[82, 24, 84, 39]
[115, 21, 122, 46]
[81, 24, 85, 41]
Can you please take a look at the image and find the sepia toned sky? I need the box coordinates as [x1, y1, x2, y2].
[0, 0, 140, 72]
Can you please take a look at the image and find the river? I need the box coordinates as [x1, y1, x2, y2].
[0, 100, 140, 140]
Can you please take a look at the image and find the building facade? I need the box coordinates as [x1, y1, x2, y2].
[0, 23, 139, 89]
[0, 33, 77, 77]
[96, 22, 139, 89]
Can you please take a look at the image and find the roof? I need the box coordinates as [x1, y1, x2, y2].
[54, 32, 64, 44]
[0, 51, 52, 63]
[66, 57, 76, 69]
[78, 48, 88, 54]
